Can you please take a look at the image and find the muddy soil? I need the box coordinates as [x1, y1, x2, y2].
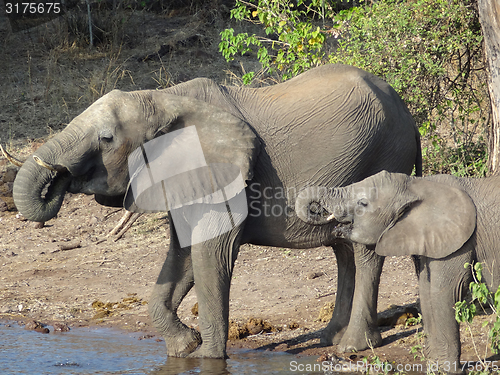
[0, 3, 499, 372]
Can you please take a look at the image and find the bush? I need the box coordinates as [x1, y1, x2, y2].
[220, 0, 490, 176]
[219, 0, 333, 83]
[455, 263, 500, 366]
[330, 0, 488, 176]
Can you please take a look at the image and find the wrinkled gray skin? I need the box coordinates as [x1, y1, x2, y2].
[295, 170, 500, 371]
[13, 64, 421, 358]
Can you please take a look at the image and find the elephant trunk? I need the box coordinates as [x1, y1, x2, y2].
[13, 145, 72, 222]
[295, 186, 349, 224]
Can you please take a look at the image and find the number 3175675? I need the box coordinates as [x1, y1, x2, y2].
[5, 2, 61, 14]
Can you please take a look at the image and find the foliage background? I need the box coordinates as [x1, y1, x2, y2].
[220, 0, 490, 177]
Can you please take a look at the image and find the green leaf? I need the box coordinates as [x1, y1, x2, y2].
[242, 72, 255, 85]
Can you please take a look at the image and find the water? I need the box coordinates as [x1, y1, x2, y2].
[0, 322, 325, 375]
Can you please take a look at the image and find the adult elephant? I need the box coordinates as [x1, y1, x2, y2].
[13, 64, 421, 358]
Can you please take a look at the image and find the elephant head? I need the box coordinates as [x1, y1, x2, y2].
[295, 171, 477, 259]
[13, 90, 260, 223]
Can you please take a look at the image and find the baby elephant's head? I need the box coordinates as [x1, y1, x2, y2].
[295, 171, 476, 259]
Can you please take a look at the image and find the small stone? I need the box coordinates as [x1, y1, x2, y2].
[2, 168, 17, 183]
[88, 216, 99, 226]
[0, 199, 7, 212]
[53, 322, 70, 332]
[306, 271, 324, 280]
[0, 306, 13, 314]
[25, 320, 50, 333]
[15, 213, 27, 221]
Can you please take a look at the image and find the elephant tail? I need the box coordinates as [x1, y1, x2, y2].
[414, 132, 423, 177]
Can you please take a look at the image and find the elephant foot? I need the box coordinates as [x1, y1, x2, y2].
[187, 344, 228, 359]
[165, 327, 202, 357]
[320, 325, 346, 346]
[337, 328, 382, 353]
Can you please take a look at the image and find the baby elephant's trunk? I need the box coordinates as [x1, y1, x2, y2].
[295, 186, 349, 224]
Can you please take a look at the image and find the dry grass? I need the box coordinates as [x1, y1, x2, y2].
[0, 2, 254, 156]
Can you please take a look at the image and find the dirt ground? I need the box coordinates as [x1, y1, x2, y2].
[0, 3, 499, 372]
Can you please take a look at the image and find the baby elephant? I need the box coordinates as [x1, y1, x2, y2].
[295, 170, 500, 372]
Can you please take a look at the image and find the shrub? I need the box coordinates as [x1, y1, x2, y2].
[219, 0, 333, 83]
[220, 0, 490, 176]
[329, 0, 488, 176]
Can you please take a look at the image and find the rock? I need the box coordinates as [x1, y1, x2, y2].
[88, 216, 99, 226]
[0, 305, 13, 313]
[16, 213, 27, 221]
[0, 199, 7, 212]
[2, 168, 17, 183]
[24, 320, 50, 333]
[92, 310, 113, 319]
[53, 322, 70, 332]
[306, 271, 324, 280]
[1, 196, 15, 211]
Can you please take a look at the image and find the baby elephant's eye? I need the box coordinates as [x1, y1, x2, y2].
[357, 198, 369, 207]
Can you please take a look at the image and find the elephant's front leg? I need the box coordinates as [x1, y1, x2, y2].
[337, 242, 384, 352]
[188, 226, 242, 359]
[420, 248, 472, 373]
[148, 224, 201, 357]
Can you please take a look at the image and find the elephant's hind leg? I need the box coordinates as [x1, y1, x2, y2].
[321, 242, 355, 345]
[149, 225, 201, 357]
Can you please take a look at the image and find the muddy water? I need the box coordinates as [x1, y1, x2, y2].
[0, 322, 325, 374]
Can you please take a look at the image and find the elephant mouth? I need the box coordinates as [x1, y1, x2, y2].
[305, 201, 332, 223]
[68, 166, 99, 193]
[43, 170, 72, 197]
[331, 221, 353, 238]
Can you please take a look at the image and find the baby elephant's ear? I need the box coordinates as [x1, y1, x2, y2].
[375, 179, 476, 259]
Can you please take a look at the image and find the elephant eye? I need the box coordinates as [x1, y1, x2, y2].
[357, 198, 369, 207]
[100, 132, 114, 143]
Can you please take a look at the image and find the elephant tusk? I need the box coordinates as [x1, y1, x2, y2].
[326, 213, 336, 221]
[33, 155, 68, 173]
[0, 143, 24, 167]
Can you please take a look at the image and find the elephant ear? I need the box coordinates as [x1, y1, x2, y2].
[375, 178, 476, 259]
[123, 94, 261, 213]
